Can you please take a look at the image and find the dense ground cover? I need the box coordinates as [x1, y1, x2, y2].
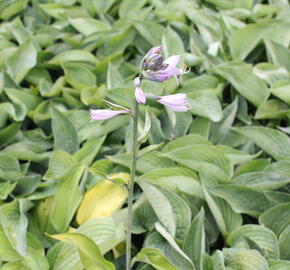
[1, 0, 290, 269]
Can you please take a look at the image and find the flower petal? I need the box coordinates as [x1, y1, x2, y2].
[135, 87, 146, 104]
[157, 93, 190, 112]
[159, 93, 186, 103]
[151, 46, 162, 54]
[90, 109, 128, 120]
[164, 55, 180, 67]
[142, 66, 180, 82]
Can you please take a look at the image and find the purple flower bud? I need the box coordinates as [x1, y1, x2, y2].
[134, 77, 141, 87]
[135, 86, 146, 104]
[156, 93, 190, 112]
[140, 46, 163, 71]
[90, 109, 129, 120]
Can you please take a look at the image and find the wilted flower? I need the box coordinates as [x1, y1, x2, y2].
[140, 47, 190, 85]
[140, 46, 163, 71]
[156, 93, 190, 112]
[90, 109, 129, 120]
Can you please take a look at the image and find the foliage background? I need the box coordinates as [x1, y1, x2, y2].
[0, 0, 290, 269]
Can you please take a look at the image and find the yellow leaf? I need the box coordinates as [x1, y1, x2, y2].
[76, 173, 129, 224]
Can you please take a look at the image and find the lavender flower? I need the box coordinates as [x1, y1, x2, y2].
[90, 109, 129, 120]
[156, 93, 190, 112]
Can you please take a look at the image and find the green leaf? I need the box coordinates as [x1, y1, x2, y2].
[0, 224, 22, 261]
[210, 185, 276, 217]
[107, 151, 174, 174]
[39, 4, 88, 19]
[119, 0, 147, 18]
[43, 150, 78, 180]
[270, 80, 290, 105]
[51, 106, 79, 155]
[133, 248, 179, 270]
[0, 199, 31, 256]
[0, 182, 17, 200]
[74, 136, 106, 166]
[6, 39, 37, 83]
[106, 63, 124, 90]
[132, 196, 158, 234]
[163, 144, 233, 178]
[1, 261, 29, 270]
[80, 87, 103, 106]
[268, 260, 290, 270]
[204, 0, 253, 9]
[265, 39, 290, 72]
[233, 126, 290, 160]
[77, 217, 125, 255]
[50, 233, 115, 270]
[217, 146, 260, 165]
[279, 225, 290, 260]
[62, 62, 96, 90]
[188, 91, 223, 122]
[210, 250, 225, 270]
[144, 231, 195, 270]
[47, 242, 82, 270]
[227, 225, 279, 259]
[190, 116, 211, 139]
[68, 18, 110, 36]
[157, 188, 192, 240]
[255, 99, 290, 119]
[259, 203, 290, 236]
[161, 27, 185, 59]
[253, 63, 289, 86]
[139, 182, 175, 236]
[235, 159, 270, 176]
[233, 171, 290, 190]
[162, 134, 211, 153]
[0, 122, 21, 148]
[138, 167, 203, 199]
[2, 142, 49, 162]
[213, 62, 269, 107]
[50, 50, 98, 65]
[138, 108, 151, 144]
[223, 248, 269, 270]
[229, 23, 272, 60]
[0, 0, 27, 20]
[50, 165, 84, 232]
[134, 21, 165, 45]
[4, 89, 42, 111]
[155, 223, 195, 268]
[203, 185, 242, 236]
[210, 98, 238, 144]
[183, 208, 205, 270]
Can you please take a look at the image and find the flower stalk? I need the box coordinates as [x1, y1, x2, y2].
[126, 100, 139, 270]
[89, 45, 190, 269]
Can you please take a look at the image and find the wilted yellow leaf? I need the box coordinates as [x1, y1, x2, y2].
[76, 173, 129, 224]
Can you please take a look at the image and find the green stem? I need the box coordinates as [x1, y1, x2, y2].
[126, 101, 139, 270]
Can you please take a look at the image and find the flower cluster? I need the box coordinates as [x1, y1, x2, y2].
[90, 46, 190, 120]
